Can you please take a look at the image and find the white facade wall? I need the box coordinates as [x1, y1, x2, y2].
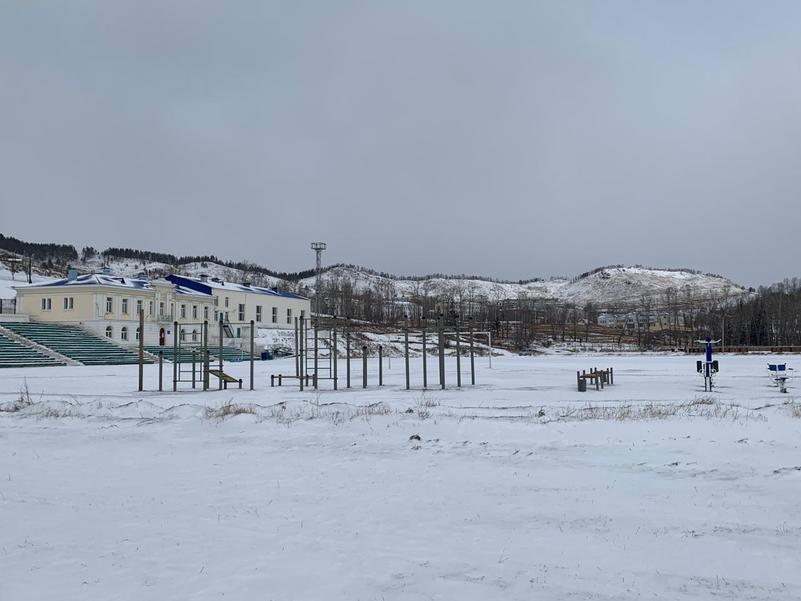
[15, 280, 215, 347]
[210, 288, 309, 331]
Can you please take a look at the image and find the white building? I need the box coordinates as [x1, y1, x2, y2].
[166, 274, 310, 336]
[14, 272, 215, 347]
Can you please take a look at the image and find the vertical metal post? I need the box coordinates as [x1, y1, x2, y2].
[173, 321, 178, 392]
[218, 318, 223, 390]
[299, 318, 305, 391]
[456, 324, 462, 388]
[422, 329, 427, 388]
[332, 328, 338, 390]
[204, 350, 210, 390]
[294, 317, 300, 378]
[203, 320, 209, 390]
[191, 349, 196, 389]
[249, 320, 255, 391]
[346, 329, 351, 388]
[469, 327, 475, 385]
[438, 322, 445, 390]
[362, 346, 367, 388]
[158, 351, 163, 392]
[138, 309, 144, 392]
[313, 320, 319, 389]
[378, 345, 383, 386]
[488, 332, 492, 369]
[404, 329, 410, 390]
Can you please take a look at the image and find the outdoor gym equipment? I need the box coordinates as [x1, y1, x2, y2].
[767, 363, 792, 393]
[271, 316, 491, 391]
[696, 336, 720, 392]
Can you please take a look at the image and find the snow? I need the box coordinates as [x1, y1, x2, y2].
[304, 265, 749, 307]
[0, 267, 56, 299]
[2, 353, 800, 599]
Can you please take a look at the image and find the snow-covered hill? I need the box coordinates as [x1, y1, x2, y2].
[299, 264, 748, 308]
[0, 249, 748, 308]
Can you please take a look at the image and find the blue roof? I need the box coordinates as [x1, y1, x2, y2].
[166, 274, 308, 300]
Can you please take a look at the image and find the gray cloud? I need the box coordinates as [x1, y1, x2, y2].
[2, 1, 800, 286]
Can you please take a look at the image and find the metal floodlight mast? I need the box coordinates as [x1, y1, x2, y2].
[311, 242, 326, 318]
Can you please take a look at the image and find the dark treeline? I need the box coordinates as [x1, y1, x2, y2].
[326, 263, 545, 285]
[0, 233, 78, 262]
[101, 247, 317, 281]
[315, 275, 801, 351]
[694, 278, 801, 347]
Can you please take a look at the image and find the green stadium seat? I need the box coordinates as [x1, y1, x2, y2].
[1, 322, 151, 366]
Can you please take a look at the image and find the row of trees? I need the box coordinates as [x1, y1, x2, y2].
[101, 248, 318, 282]
[310, 275, 801, 351]
[0, 233, 78, 262]
[694, 279, 801, 347]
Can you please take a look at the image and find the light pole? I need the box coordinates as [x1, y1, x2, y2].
[310, 242, 326, 318]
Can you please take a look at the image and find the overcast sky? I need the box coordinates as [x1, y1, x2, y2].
[2, 1, 800, 286]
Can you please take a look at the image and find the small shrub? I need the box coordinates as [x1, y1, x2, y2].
[0, 381, 34, 413]
[205, 400, 257, 420]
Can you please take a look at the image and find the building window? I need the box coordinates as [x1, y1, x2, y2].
[135, 327, 140, 341]
[238, 304, 245, 321]
[180, 329, 186, 341]
[287, 308, 292, 324]
[224, 296, 229, 308]
[148, 301, 153, 316]
[301, 310, 305, 319]
[122, 298, 129, 314]
[106, 297, 113, 314]
[192, 305, 198, 319]
[272, 307, 278, 323]
[225, 311, 229, 321]
[136, 299, 143, 316]
[159, 302, 165, 318]
[178, 304, 185, 319]
[121, 327, 128, 341]
[204, 306, 209, 320]
[192, 329, 198, 342]
[105, 326, 113, 338]
[256, 305, 262, 322]
[63, 297, 74, 310]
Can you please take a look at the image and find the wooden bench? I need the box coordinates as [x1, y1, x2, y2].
[208, 369, 242, 389]
[577, 367, 614, 391]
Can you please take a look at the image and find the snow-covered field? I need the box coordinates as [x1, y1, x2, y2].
[2, 354, 800, 600]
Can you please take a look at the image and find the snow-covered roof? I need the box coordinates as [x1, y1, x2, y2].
[15, 273, 214, 299]
[18, 274, 152, 290]
[167, 275, 308, 300]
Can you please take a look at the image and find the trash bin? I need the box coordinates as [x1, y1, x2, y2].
[578, 378, 587, 392]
